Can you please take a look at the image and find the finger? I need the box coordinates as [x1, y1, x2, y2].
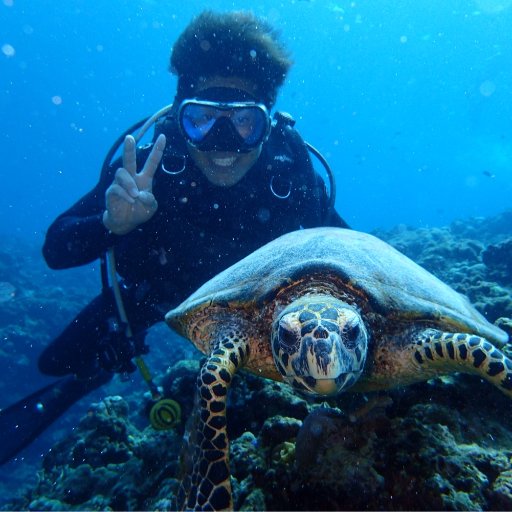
[137, 190, 158, 208]
[106, 183, 135, 205]
[114, 167, 139, 198]
[122, 135, 137, 176]
[140, 134, 166, 185]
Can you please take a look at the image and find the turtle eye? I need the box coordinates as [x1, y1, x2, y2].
[279, 325, 300, 352]
[345, 323, 360, 339]
[343, 322, 361, 348]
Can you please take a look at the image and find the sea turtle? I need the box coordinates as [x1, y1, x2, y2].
[165, 227, 511, 511]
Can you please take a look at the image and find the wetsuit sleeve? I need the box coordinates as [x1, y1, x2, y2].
[42, 154, 128, 269]
[42, 182, 119, 269]
[43, 142, 156, 269]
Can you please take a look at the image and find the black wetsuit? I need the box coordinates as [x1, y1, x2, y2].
[40, 114, 347, 377]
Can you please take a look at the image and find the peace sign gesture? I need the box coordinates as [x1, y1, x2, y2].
[103, 134, 166, 235]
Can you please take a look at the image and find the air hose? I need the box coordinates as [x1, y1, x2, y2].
[106, 247, 160, 400]
[106, 248, 181, 430]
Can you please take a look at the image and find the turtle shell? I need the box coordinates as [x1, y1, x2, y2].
[166, 228, 508, 347]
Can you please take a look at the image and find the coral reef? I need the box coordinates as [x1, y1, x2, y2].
[6, 395, 182, 511]
[1, 210, 511, 511]
[0, 235, 99, 403]
[482, 238, 512, 280]
[376, 210, 512, 320]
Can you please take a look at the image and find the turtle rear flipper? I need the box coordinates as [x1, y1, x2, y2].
[174, 328, 250, 511]
[412, 328, 512, 397]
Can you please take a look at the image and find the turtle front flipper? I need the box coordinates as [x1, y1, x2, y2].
[361, 328, 512, 397]
[175, 328, 250, 511]
[411, 328, 512, 397]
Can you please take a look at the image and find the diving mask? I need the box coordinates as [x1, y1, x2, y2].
[178, 99, 271, 153]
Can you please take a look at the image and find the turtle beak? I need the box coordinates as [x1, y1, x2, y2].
[282, 332, 366, 397]
[290, 370, 364, 397]
[299, 334, 348, 379]
[312, 379, 338, 394]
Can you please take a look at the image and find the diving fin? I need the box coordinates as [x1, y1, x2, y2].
[0, 371, 112, 465]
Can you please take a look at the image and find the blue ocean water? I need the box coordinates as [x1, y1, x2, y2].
[0, 1, 511, 505]
[1, 0, 511, 238]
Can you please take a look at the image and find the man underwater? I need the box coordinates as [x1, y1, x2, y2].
[0, 10, 348, 463]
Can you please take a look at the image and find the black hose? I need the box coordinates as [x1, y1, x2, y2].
[100, 117, 149, 176]
[305, 141, 337, 211]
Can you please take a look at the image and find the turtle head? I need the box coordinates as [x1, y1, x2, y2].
[271, 295, 368, 397]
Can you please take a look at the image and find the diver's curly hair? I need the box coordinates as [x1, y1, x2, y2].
[170, 10, 293, 108]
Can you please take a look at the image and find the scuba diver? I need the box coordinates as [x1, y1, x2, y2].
[0, 10, 349, 464]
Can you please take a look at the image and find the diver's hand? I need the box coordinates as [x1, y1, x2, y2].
[103, 134, 166, 235]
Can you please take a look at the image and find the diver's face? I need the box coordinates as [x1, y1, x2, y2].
[188, 145, 262, 187]
[186, 76, 265, 187]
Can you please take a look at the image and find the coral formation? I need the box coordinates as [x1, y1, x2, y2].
[6, 395, 182, 511]
[1, 210, 511, 511]
[377, 210, 512, 321]
[482, 238, 512, 281]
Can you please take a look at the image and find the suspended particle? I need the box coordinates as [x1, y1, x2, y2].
[2, 43, 15, 57]
[479, 80, 496, 97]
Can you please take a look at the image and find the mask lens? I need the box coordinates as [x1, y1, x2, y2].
[230, 107, 267, 145]
[180, 104, 219, 143]
[179, 100, 269, 151]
